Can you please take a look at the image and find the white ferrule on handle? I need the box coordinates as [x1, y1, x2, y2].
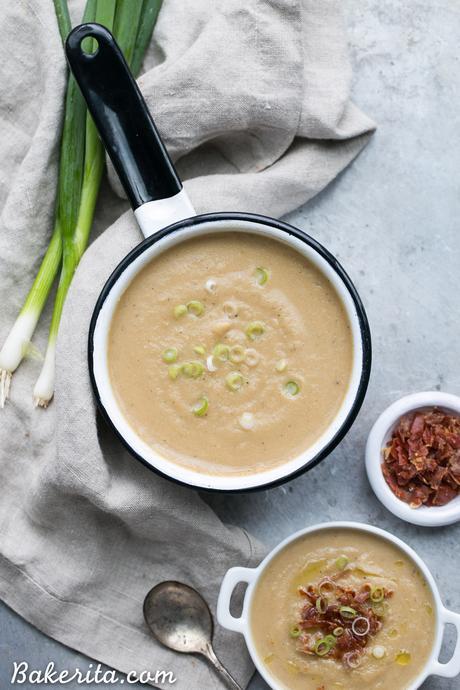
[432, 607, 460, 678]
[217, 566, 256, 635]
[134, 188, 196, 238]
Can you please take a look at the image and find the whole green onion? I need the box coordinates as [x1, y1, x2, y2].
[34, 0, 115, 407]
[0, 0, 92, 407]
[1, 0, 163, 408]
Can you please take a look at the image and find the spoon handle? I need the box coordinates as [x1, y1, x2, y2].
[203, 642, 243, 690]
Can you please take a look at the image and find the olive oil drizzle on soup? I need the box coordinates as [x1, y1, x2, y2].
[251, 529, 435, 690]
[108, 233, 353, 475]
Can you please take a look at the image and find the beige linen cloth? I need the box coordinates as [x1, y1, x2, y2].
[0, 0, 375, 687]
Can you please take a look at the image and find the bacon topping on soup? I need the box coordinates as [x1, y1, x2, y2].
[292, 577, 393, 667]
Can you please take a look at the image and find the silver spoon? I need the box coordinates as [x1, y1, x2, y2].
[143, 581, 243, 690]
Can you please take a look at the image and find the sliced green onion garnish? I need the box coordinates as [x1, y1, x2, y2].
[174, 304, 187, 319]
[226, 372, 244, 391]
[275, 358, 287, 372]
[245, 321, 265, 340]
[168, 364, 182, 380]
[239, 412, 254, 430]
[352, 616, 370, 637]
[162, 347, 178, 363]
[318, 579, 335, 596]
[333, 627, 344, 637]
[289, 625, 301, 639]
[324, 634, 337, 648]
[187, 300, 205, 317]
[372, 646, 386, 660]
[335, 555, 349, 571]
[192, 396, 208, 417]
[206, 355, 217, 372]
[229, 345, 245, 363]
[193, 345, 206, 356]
[339, 606, 357, 620]
[223, 301, 238, 318]
[205, 278, 217, 293]
[1, 0, 158, 409]
[316, 596, 328, 614]
[284, 380, 300, 397]
[182, 361, 205, 379]
[314, 639, 331, 657]
[244, 348, 260, 367]
[372, 601, 390, 618]
[370, 586, 385, 603]
[213, 343, 230, 362]
[255, 267, 269, 286]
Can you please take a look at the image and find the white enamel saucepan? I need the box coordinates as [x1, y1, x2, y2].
[66, 24, 371, 492]
[217, 522, 460, 689]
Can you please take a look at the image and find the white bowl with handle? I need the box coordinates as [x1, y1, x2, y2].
[217, 521, 460, 690]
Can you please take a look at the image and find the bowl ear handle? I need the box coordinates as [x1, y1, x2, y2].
[65, 23, 195, 237]
[431, 607, 460, 678]
[217, 566, 257, 635]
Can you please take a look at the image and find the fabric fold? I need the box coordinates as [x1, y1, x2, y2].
[0, 0, 374, 687]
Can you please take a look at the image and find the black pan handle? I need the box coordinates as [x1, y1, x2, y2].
[65, 23, 182, 210]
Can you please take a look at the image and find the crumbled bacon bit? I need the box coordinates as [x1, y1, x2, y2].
[295, 580, 392, 666]
[382, 408, 460, 508]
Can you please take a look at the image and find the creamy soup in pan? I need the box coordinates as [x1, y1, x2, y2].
[251, 529, 435, 690]
[108, 232, 353, 475]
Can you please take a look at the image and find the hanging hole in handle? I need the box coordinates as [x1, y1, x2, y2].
[438, 622, 458, 664]
[80, 35, 99, 56]
[229, 581, 249, 620]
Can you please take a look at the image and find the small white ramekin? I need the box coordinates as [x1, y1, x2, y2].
[366, 392, 460, 527]
[217, 522, 460, 690]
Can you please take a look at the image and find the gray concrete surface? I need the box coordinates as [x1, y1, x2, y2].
[1, 0, 459, 688]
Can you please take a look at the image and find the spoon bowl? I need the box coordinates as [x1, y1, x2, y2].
[143, 581, 212, 655]
[143, 580, 243, 690]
